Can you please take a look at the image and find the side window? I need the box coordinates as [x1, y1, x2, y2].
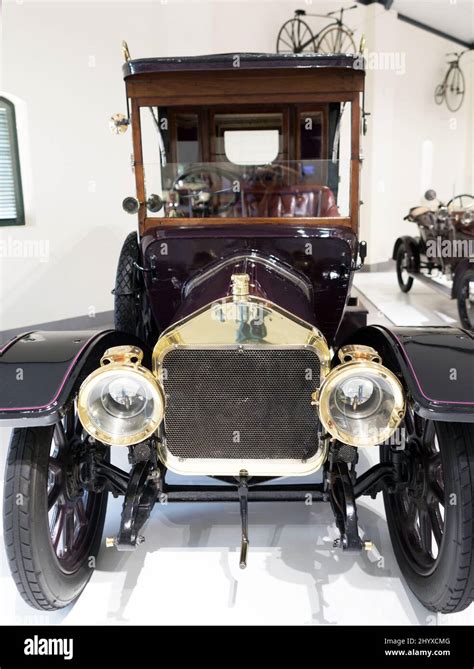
[0, 97, 24, 226]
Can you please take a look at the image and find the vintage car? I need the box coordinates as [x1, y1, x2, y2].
[1, 49, 474, 615]
[394, 190, 474, 330]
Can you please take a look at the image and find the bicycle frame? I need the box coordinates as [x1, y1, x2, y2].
[441, 62, 461, 88]
[297, 19, 341, 51]
[294, 6, 355, 52]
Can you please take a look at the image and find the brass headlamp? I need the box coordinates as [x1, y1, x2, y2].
[78, 346, 164, 446]
[315, 345, 405, 447]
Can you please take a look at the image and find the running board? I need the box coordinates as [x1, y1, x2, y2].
[409, 272, 452, 298]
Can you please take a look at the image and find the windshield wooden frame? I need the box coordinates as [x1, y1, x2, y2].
[125, 66, 364, 235]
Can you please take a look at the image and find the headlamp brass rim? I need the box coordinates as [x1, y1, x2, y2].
[77, 356, 165, 447]
[317, 358, 406, 448]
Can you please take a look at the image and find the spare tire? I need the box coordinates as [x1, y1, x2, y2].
[114, 231, 141, 337]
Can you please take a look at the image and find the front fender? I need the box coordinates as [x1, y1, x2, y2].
[0, 330, 151, 427]
[343, 325, 474, 422]
[392, 235, 420, 271]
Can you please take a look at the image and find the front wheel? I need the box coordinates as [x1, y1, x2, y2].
[276, 18, 315, 53]
[396, 245, 414, 293]
[445, 66, 465, 112]
[3, 407, 108, 610]
[457, 269, 474, 331]
[381, 407, 474, 613]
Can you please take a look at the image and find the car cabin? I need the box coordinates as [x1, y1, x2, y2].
[122, 52, 365, 234]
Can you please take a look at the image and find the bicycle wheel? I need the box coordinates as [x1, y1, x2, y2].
[316, 26, 356, 54]
[445, 66, 465, 112]
[276, 18, 316, 53]
[434, 83, 445, 105]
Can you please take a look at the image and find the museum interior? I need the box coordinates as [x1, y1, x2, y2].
[0, 0, 473, 627]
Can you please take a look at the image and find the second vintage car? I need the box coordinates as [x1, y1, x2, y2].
[395, 190, 474, 330]
[1, 49, 474, 615]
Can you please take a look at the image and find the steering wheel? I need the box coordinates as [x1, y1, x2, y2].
[447, 194, 474, 210]
[170, 164, 240, 216]
[254, 163, 301, 188]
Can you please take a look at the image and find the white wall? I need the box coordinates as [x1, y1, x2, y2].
[360, 3, 474, 263]
[0, 0, 472, 330]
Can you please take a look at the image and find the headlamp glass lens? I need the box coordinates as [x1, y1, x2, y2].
[322, 367, 403, 446]
[84, 370, 162, 442]
[101, 377, 147, 418]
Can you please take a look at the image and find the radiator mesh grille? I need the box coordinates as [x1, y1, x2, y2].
[162, 348, 320, 460]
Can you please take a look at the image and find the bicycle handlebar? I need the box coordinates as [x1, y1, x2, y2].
[296, 4, 358, 19]
[327, 5, 357, 17]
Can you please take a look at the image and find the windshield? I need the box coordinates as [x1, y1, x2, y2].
[139, 104, 352, 219]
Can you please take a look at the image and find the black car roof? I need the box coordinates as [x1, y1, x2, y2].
[123, 52, 363, 78]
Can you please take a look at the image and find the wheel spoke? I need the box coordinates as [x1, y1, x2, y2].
[279, 35, 293, 51]
[65, 507, 76, 553]
[51, 506, 66, 550]
[296, 20, 302, 47]
[75, 497, 88, 529]
[431, 480, 445, 506]
[418, 508, 432, 555]
[48, 459, 62, 477]
[428, 505, 443, 547]
[48, 483, 62, 511]
[341, 33, 353, 52]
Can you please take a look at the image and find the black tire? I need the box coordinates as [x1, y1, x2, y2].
[114, 231, 140, 336]
[382, 408, 474, 613]
[457, 269, 474, 331]
[396, 244, 414, 293]
[3, 419, 108, 610]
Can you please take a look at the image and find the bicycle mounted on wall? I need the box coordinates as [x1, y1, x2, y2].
[434, 49, 471, 112]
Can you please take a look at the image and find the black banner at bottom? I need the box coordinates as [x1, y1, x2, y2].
[0, 624, 472, 666]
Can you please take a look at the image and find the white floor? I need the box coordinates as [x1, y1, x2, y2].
[0, 271, 472, 626]
[353, 270, 460, 327]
